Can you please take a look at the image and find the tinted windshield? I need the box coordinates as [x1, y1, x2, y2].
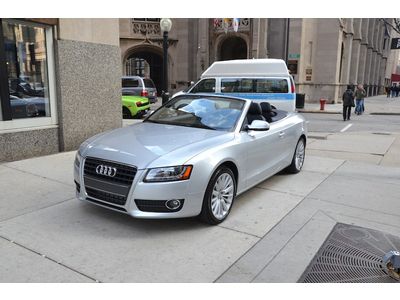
[146, 96, 245, 131]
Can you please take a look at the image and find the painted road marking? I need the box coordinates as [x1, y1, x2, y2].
[340, 123, 353, 132]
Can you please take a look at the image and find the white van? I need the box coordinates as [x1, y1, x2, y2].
[180, 59, 296, 112]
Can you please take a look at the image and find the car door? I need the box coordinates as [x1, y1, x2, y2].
[239, 123, 283, 188]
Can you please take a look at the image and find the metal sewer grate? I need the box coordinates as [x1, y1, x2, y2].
[299, 223, 400, 283]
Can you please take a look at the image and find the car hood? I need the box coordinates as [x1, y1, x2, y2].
[82, 122, 233, 169]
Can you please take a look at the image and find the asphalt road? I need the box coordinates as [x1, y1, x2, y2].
[301, 112, 400, 134]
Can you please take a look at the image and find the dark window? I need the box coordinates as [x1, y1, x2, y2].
[122, 79, 139, 88]
[0, 19, 51, 120]
[143, 79, 155, 88]
[190, 79, 216, 93]
[221, 78, 289, 93]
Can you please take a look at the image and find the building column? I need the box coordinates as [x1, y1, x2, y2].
[349, 19, 361, 85]
[357, 19, 368, 86]
[363, 19, 375, 95]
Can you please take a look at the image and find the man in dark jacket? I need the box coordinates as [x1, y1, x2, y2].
[342, 85, 355, 121]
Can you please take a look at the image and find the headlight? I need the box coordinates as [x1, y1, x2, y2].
[144, 165, 193, 182]
[74, 151, 82, 168]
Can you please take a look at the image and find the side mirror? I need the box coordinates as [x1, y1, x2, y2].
[246, 120, 270, 131]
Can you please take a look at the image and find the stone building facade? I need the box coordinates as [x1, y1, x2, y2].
[120, 18, 400, 103]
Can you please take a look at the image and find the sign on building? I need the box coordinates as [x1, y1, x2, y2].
[391, 38, 400, 50]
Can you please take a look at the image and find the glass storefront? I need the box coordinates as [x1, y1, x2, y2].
[0, 19, 51, 120]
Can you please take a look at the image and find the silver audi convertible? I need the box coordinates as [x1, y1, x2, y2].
[74, 94, 307, 224]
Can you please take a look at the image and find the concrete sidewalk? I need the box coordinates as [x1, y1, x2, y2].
[298, 94, 400, 115]
[1, 128, 400, 282]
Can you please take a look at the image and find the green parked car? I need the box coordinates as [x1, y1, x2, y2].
[122, 95, 150, 119]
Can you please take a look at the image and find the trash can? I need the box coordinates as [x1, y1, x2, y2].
[296, 93, 305, 109]
[319, 98, 327, 110]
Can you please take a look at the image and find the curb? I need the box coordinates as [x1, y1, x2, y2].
[297, 110, 340, 114]
[369, 112, 400, 116]
[298, 110, 400, 116]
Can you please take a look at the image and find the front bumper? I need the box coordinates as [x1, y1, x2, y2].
[74, 159, 204, 219]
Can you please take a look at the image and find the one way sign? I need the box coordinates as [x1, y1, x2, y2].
[391, 38, 400, 49]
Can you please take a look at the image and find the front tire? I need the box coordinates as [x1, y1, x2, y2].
[199, 167, 236, 225]
[286, 137, 306, 174]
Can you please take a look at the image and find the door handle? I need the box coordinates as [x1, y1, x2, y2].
[279, 131, 285, 138]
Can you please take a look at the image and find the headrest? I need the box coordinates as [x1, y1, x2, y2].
[260, 102, 272, 113]
[248, 102, 262, 115]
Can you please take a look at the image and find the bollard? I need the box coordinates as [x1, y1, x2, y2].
[319, 98, 327, 110]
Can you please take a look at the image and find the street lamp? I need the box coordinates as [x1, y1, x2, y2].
[160, 18, 172, 105]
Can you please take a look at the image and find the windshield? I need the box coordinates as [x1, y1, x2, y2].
[146, 96, 245, 131]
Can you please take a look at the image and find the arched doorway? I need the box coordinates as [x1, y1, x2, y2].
[219, 37, 248, 61]
[125, 49, 163, 95]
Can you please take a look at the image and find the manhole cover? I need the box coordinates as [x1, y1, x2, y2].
[299, 223, 400, 283]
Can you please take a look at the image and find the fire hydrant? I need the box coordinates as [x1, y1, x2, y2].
[319, 98, 327, 110]
[383, 250, 400, 281]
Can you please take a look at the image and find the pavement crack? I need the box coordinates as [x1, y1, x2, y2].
[323, 211, 400, 232]
[2, 164, 74, 188]
[308, 196, 400, 218]
[0, 198, 75, 224]
[217, 225, 263, 239]
[0, 235, 100, 282]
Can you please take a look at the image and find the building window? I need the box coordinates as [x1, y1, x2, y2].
[0, 19, 56, 129]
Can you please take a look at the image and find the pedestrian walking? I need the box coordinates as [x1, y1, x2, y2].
[390, 84, 396, 98]
[355, 84, 366, 115]
[385, 85, 391, 98]
[342, 85, 355, 121]
[396, 84, 400, 97]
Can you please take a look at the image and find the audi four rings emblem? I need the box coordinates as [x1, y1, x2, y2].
[96, 165, 117, 177]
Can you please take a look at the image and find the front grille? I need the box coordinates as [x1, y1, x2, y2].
[135, 199, 184, 213]
[84, 157, 137, 185]
[86, 187, 126, 206]
[83, 157, 137, 207]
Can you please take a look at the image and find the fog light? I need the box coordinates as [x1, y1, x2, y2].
[165, 199, 181, 210]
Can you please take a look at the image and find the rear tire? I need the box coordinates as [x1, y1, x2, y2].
[123, 107, 132, 119]
[199, 167, 236, 225]
[286, 137, 306, 174]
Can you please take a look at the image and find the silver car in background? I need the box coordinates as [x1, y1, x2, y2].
[122, 76, 158, 103]
[74, 94, 307, 224]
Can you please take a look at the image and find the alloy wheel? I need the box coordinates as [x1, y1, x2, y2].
[210, 173, 234, 220]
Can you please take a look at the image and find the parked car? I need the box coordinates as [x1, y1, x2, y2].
[74, 94, 307, 224]
[122, 76, 157, 104]
[9, 78, 45, 98]
[122, 95, 150, 119]
[10, 95, 39, 118]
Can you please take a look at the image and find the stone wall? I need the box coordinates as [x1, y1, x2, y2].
[55, 39, 122, 151]
[0, 127, 59, 162]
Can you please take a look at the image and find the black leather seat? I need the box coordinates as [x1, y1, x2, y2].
[246, 102, 265, 124]
[260, 102, 274, 123]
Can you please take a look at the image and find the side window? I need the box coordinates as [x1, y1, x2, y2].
[221, 78, 254, 93]
[255, 79, 289, 93]
[190, 79, 216, 93]
[221, 79, 240, 93]
[122, 79, 139, 88]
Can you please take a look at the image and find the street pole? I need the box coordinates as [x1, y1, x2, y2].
[285, 18, 290, 64]
[162, 30, 169, 105]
